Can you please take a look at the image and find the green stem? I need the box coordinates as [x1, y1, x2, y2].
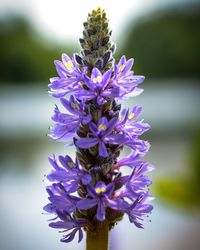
[86, 220, 109, 250]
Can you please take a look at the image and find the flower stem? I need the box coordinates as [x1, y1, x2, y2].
[86, 220, 109, 250]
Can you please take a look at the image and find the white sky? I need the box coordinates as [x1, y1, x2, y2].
[0, 0, 192, 44]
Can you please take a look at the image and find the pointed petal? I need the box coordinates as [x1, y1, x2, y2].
[60, 97, 80, 115]
[82, 114, 92, 125]
[89, 122, 98, 135]
[54, 60, 67, 78]
[123, 58, 134, 74]
[105, 183, 115, 197]
[104, 117, 118, 136]
[96, 201, 106, 221]
[102, 87, 120, 98]
[104, 134, 128, 145]
[81, 173, 91, 185]
[76, 137, 98, 148]
[61, 229, 78, 243]
[102, 70, 112, 90]
[48, 155, 60, 170]
[91, 67, 102, 79]
[117, 55, 126, 67]
[99, 142, 108, 157]
[77, 198, 98, 209]
[86, 184, 98, 198]
[78, 229, 84, 243]
[97, 96, 106, 105]
[107, 198, 129, 211]
[49, 221, 74, 229]
[97, 117, 108, 129]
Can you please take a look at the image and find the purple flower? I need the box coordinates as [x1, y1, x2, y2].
[117, 106, 150, 138]
[115, 162, 154, 200]
[120, 106, 143, 123]
[43, 183, 79, 214]
[75, 67, 120, 104]
[47, 155, 91, 193]
[112, 55, 145, 97]
[125, 137, 151, 153]
[77, 181, 128, 221]
[55, 53, 81, 78]
[115, 149, 149, 169]
[76, 117, 128, 157]
[49, 54, 86, 98]
[50, 95, 91, 141]
[126, 192, 154, 228]
[49, 211, 86, 243]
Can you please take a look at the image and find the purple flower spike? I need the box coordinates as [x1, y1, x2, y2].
[44, 8, 154, 245]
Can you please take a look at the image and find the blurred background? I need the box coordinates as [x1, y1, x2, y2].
[0, 0, 200, 249]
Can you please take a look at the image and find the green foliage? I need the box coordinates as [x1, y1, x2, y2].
[190, 129, 200, 184]
[0, 16, 72, 84]
[123, 6, 200, 79]
[1, 5, 200, 83]
[154, 178, 200, 211]
[154, 129, 200, 211]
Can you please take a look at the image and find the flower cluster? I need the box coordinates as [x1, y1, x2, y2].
[44, 8, 154, 244]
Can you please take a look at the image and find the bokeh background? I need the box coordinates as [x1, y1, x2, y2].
[0, 0, 200, 249]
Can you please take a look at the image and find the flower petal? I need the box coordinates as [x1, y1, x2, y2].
[99, 141, 108, 157]
[78, 229, 84, 243]
[77, 198, 98, 210]
[96, 201, 106, 221]
[105, 183, 115, 197]
[76, 137, 99, 148]
[81, 173, 92, 185]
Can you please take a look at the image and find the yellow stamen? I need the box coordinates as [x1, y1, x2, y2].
[118, 64, 125, 72]
[98, 124, 107, 131]
[96, 187, 106, 194]
[68, 161, 75, 168]
[66, 60, 73, 71]
[97, 76, 102, 83]
[128, 113, 135, 119]
[101, 187, 106, 193]
[71, 102, 80, 110]
[93, 76, 102, 83]
[95, 187, 101, 194]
